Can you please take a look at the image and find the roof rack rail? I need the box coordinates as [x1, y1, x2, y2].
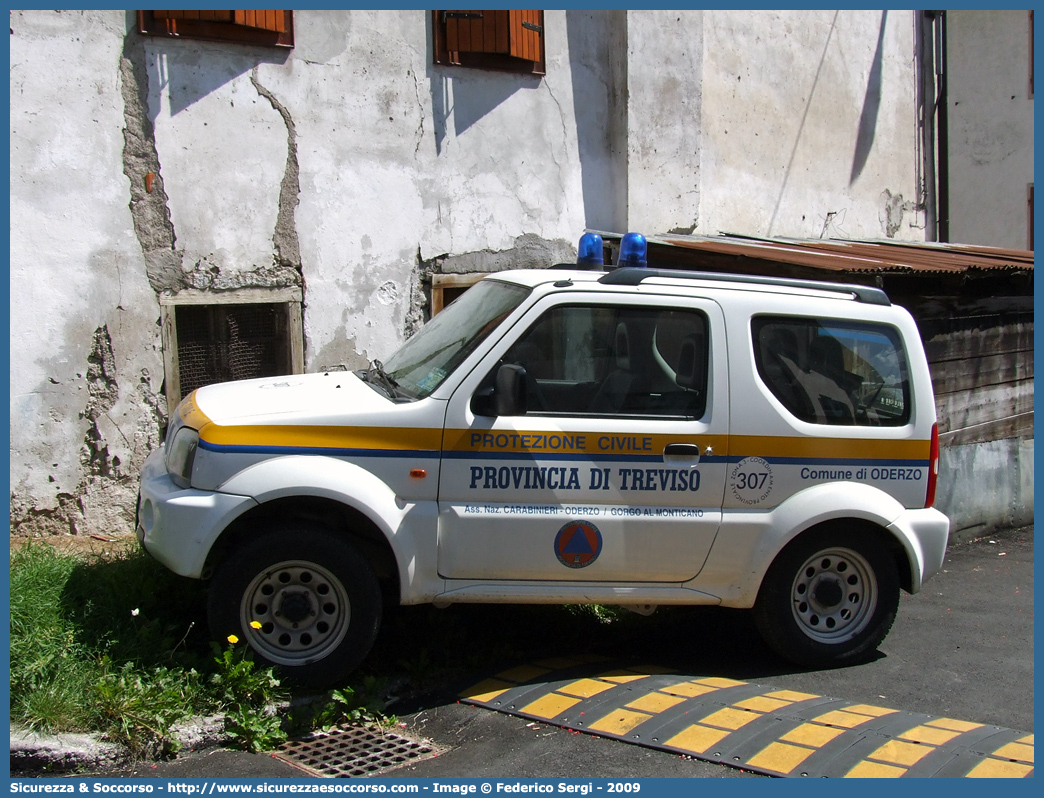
[598, 267, 891, 306]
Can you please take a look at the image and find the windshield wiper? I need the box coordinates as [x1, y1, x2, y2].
[363, 359, 405, 399]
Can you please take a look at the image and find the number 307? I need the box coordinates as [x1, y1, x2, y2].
[736, 471, 769, 490]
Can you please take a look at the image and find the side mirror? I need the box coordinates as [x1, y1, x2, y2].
[471, 363, 528, 417]
[495, 363, 528, 416]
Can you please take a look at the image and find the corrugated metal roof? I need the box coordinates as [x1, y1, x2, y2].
[599, 232, 1034, 275]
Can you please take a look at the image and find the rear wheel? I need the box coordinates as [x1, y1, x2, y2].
[208, 522, 382, 687]
[753, 528, 899, 667]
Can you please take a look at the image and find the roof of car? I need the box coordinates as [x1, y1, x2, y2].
[487, 266, 892, 306]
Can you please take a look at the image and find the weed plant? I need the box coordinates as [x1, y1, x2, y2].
[9, 543, 285, 757]
[12, 539, 754, 761]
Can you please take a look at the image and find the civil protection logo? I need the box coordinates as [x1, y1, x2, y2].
[554, 520, 602, 568]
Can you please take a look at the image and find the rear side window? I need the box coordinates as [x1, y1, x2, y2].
[752, 316, 910, 426]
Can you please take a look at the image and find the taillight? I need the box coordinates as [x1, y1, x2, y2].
[925, 423, 940, 508]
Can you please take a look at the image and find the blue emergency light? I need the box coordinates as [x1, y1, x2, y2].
[577, 232, 604, 267]
[617, 232, 648, 268]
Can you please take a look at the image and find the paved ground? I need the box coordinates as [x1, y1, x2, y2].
[382, 525, 1034, 778]
[39, 526, 1032, 779]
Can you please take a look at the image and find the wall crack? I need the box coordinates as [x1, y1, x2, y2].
[120, 35, 182, 293]
[409, 67, 426, 157]
[542, 79, 569, 195]
[81, 326, 121, 480]
[251, 68, 303, 272]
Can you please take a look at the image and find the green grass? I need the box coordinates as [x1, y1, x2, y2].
[9, 542, 286, 757]
[10, 539, 736, 761]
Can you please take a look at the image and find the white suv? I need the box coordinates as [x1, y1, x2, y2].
[138, 235, 949, 686]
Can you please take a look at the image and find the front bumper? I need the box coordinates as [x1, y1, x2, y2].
[137, 449, 257, 579]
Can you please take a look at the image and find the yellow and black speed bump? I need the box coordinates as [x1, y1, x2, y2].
[460, 659, 1034, 778]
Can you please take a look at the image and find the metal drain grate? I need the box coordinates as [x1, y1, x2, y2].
[275, 725, 440, 778]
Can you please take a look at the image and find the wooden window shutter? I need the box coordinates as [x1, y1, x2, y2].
[232, 10, 288, 34]
[140, 11, 294, 47]
[434, 10, 545, 75]
[154, 11, 232, 23]
[510, 10, 544, 63]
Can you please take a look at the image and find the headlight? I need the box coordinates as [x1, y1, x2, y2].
[166, 426, 199, 488]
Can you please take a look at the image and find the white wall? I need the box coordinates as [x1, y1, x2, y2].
[699, 10, 923, 240]
[145, 10, 601, 371]
[10, 11, 163, 533]
[625, 10, 704, 234]
[9, 10, 597, 534]
[946, 10, 1035, 249]
[938, 438, 1035, 542]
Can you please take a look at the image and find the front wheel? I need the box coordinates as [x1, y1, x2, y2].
[208, 522, 382, 688]
[753, 528, 899, 667]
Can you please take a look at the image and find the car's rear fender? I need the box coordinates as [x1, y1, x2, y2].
[689, 482, 946, 606]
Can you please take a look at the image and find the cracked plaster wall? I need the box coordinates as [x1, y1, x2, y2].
[698, 10, 925, 240]
[11, 11, 165, 535]
[945, 11, 1034, 249]
[9, 10, 596, 535]
[625, 11, 704, 235]
[264, 10, 596, 370]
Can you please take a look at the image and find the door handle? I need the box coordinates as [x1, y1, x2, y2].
[664, 443, 701, 463]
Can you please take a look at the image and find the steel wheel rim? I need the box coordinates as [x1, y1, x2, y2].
[240, 559, 351, 666]
[789, 546, 877, 643]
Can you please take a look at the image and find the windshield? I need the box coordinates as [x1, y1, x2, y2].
[382, 279, 531, 399]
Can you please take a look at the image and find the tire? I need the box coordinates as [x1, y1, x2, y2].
[207, 522, 382, 688]
[753, 527, 899, 667]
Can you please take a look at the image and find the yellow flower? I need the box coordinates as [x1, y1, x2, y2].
[249, 621, 262, 630]
[227, 634, 239, 645]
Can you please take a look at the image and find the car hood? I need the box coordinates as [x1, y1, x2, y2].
[186, 371, 392, 428]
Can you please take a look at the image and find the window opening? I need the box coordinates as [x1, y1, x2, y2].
[433, 10, 545, 75]
[494, 304, 709, 419]
[175, 303, 288, 396]
[138, 10, 295, 47]
[160, 288, 303, 415]
[752, 316, 910, 426]
[432, 273, 490, 315]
